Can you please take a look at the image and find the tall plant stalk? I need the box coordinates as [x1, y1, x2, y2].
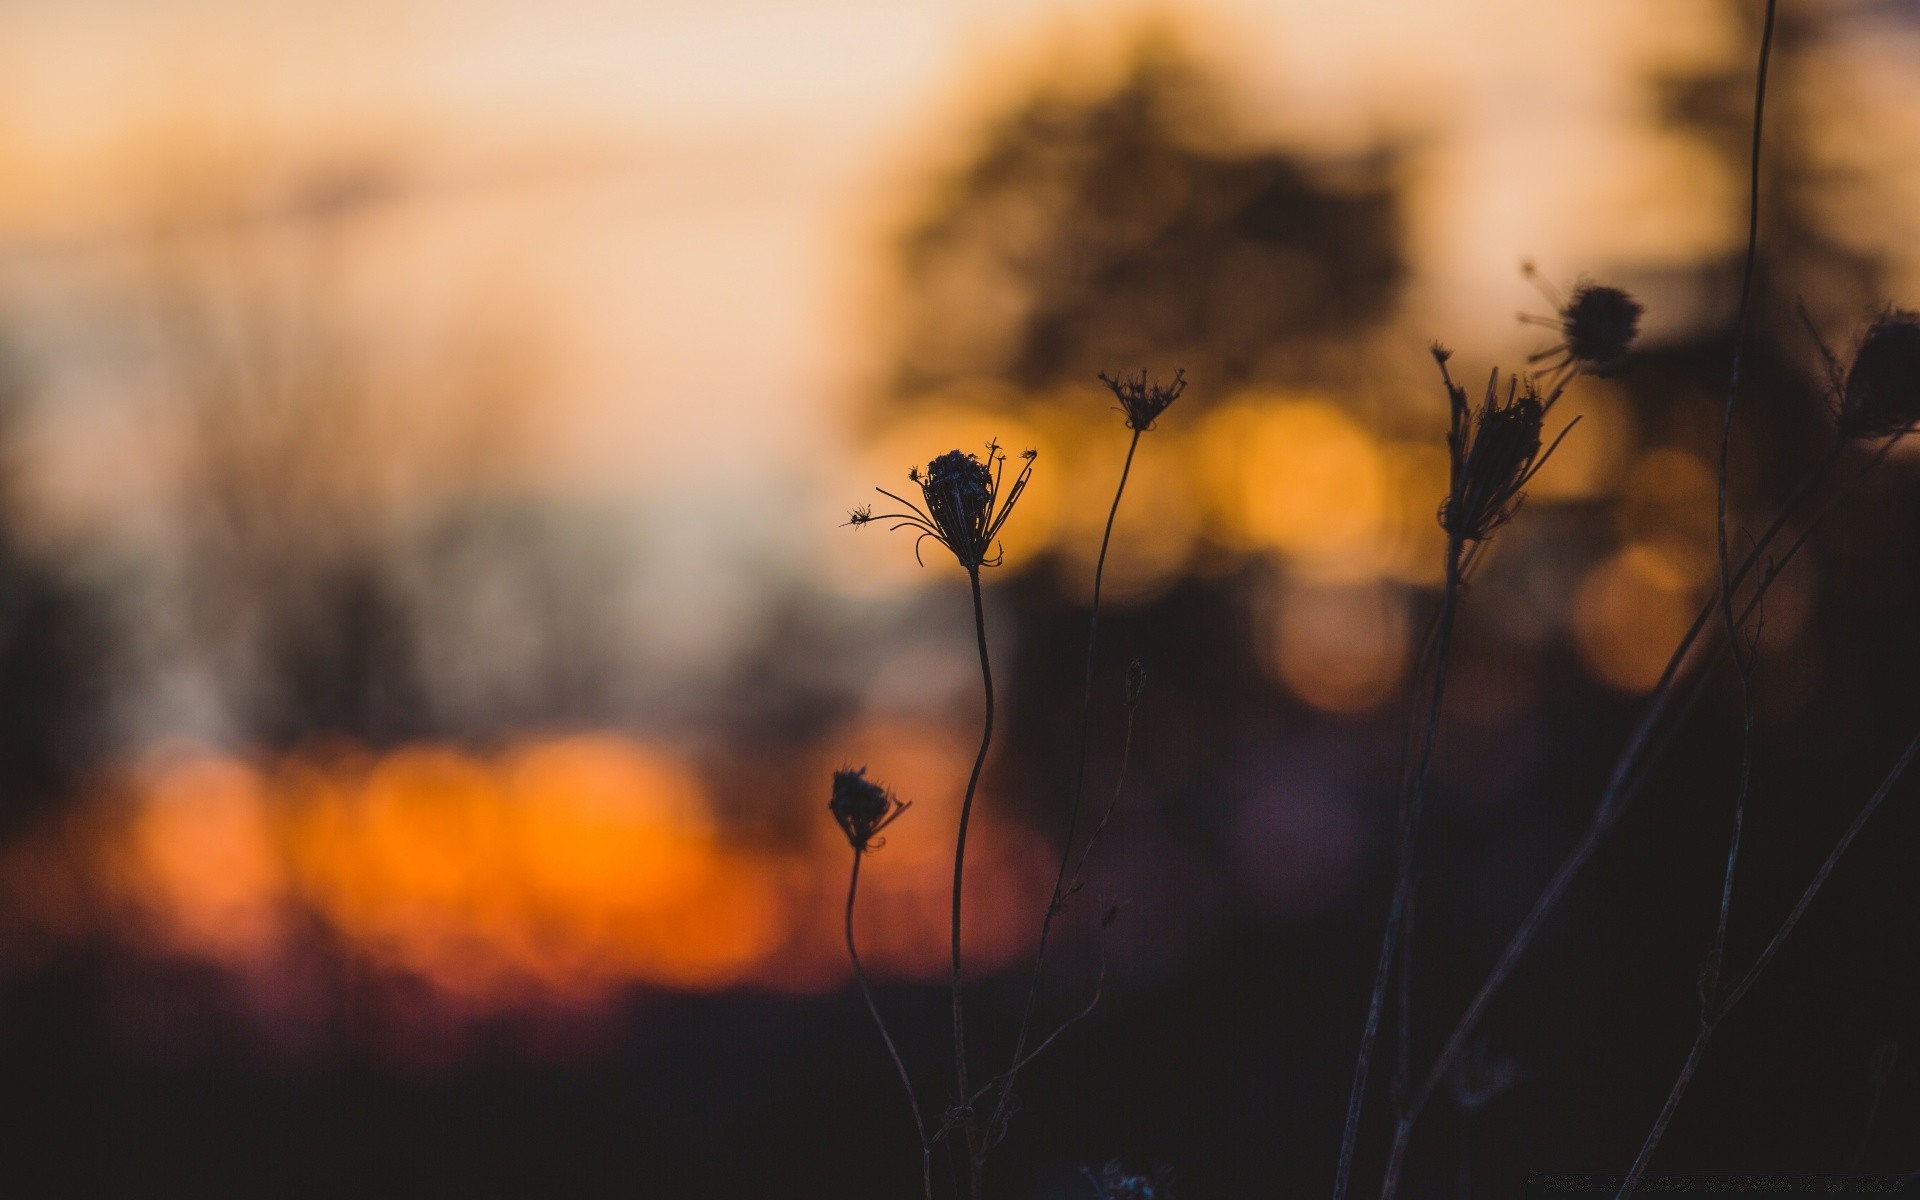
[844, 849, 934, 1200]
[953, 563, 994, 1199]
[1335, 538, 1464, 1200]
[1615, 729, 1920, 1197]
[1338, 349, 1569, 1198]
[1615, 11, 1784, 1193]
[1705, 0, 1780, 1014]
[989, 426, 1142, 1151]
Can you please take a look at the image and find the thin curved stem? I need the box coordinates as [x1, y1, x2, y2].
[1720, 728, 1920, 1018]
[954, 565, 993, 1199]
[1616, 728, 1920, 1197]
[1335, 537, 1464, 1200]
[991, 428, 1142, 1146]
[1707, 0, 1779, 1012]
[845, 850, 934, 1200]
[985, 682, 1143, 1152]
[1616, 1020, 1714, 1198]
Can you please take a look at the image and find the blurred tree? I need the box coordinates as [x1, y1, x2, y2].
[883, 31, 1406, 409]
[0, 340, 103, 836]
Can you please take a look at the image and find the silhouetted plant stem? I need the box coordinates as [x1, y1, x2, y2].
[1378, 433, 1901, 1199]
[844, 849, 934, 1200]
[1615, 728, 1920, 1198]
[1335, 534, 1464, 1200]
[1706, 0, 1778, 1013]
[991, 427, 1142, 1148]
[980, 694, 1140, 1155]
[1631, 5, 1780, 1188]
[954, 563, 992, 1199]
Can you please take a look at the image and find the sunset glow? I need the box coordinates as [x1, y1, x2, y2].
[6, 732, 1050, 1023]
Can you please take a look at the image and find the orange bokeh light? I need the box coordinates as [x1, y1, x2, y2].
[19, 731, 1047, 1018]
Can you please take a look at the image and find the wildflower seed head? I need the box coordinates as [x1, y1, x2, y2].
[923, 448, 996, 559]
[1437, 357, 1568, 545]
[845, 503, 873, 526]
[1839, 309, 1920, 439]
[829, 766, 908, 852]
[1099, 368, 1188, 431]
[1521, 265, 1642, 377]
[851, 438, 1036, 569]
[1125, 659, 1147, 708]
[1559, 284, 1642, 369]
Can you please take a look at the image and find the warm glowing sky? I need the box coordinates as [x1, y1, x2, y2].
[1, 0, 1917, 582]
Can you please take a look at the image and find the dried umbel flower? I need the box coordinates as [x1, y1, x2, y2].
[1520, 263, 1643, 378]
[1837, 309, 1920, 439]
[1434, 345, 1576, 545]
[1099, 368, 1188, 431]
[848, 439, 1035, 569]
[829, 766, 909, 852]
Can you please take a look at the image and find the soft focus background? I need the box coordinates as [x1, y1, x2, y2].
[3, 0, 1920, 1194]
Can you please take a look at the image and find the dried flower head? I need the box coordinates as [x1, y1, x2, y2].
[829, 766, 909, 852]
[1099, 368, 1188, 431]
[1124, 659, 1147, 708]
[1834, 309, 1920, 439]
[1085, 1161, 1172, 1200]
[1434, 344, 1578, 545]
[1520, 263, 1643, 379]
[851, 439, 1035, 569]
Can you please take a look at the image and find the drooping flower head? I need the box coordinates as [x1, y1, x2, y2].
[1834, 308, 1920, 440]
[1519, 262, 1642, 381]
[847, 439, 1035, 569]
[1099, 368, 1188, 431]
[829, 766, 909, 852]
[1434, 345, 1578, 546]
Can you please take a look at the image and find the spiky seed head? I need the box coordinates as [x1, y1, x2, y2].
[1840, 309, 1920, 439]
[1560, 284, 1642, 371]
[1437, 361, 1563, 545]
[829, 766, 907, 852]
[921, 448, 996, 563]
[847, 438, 1033, 569]
[1099, 368, 1188, 431]
[1125, 659, 1147, 708]
[1521, 268, 1642, 378]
